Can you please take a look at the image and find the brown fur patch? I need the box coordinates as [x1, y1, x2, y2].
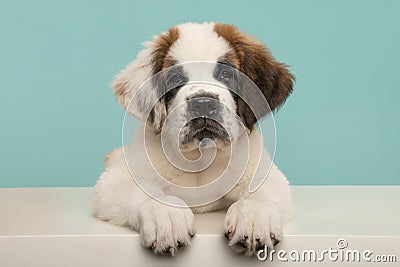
[112, 77, 129, 109]
[151, 27, 180, 74]
[147, 27, 180, 133]
[214, 23, 294, 129]
[219, 50, 241, 68]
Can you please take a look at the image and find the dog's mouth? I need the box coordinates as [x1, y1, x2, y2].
[182, 118, 229, 145]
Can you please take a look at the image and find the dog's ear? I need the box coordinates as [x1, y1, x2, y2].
[214, 23, 295, 130]
[112, 28, 179, 134]
[111, 44, 167, 133]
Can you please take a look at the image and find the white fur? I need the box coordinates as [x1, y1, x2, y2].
[111, 44, 154, 119]
[171, 22, 232, 63]
[93, 22, 292, 256]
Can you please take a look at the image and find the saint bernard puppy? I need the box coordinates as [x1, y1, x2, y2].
[93, 22, 294, 256]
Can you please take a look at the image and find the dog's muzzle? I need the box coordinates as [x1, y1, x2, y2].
[183, 94, 229, 144]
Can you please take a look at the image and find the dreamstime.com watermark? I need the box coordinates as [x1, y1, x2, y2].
[257, 238, 397, 263]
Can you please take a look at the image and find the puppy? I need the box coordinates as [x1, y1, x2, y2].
[93, 22, 294, 256]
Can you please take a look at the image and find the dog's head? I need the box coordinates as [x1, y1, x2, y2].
[113, 22, 294, 151]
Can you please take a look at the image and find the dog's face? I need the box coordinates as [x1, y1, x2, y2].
[159, 61, 242, 151]
[113, 22, 294, 151]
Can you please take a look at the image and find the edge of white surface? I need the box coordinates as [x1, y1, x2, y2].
[1, 186, 399, 267]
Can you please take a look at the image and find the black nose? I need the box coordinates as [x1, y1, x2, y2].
[187, 96, 219, 117]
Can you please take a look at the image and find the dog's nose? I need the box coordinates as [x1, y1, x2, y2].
[187, 97, 219, 117]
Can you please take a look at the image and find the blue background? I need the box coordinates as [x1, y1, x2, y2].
[1, 0, 399, 187]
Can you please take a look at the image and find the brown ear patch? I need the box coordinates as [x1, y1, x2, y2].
[151, 26, 180, 75]
[147, 26, 180, 133]
[214, 23, 294, 129]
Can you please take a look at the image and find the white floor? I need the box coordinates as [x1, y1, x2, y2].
[0, 186, 399, 266]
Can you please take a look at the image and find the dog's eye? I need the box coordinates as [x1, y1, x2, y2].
[220, 69, 233, 81]
[168, 74, 185, 86]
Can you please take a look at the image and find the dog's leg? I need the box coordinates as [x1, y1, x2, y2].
[137, 197, 195, 255]
[93, 147, 195, 256]
[223, 163, 292, 256]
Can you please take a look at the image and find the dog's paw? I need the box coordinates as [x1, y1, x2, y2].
[224, 199, 282, 256]
[138, 199, 195, 256]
